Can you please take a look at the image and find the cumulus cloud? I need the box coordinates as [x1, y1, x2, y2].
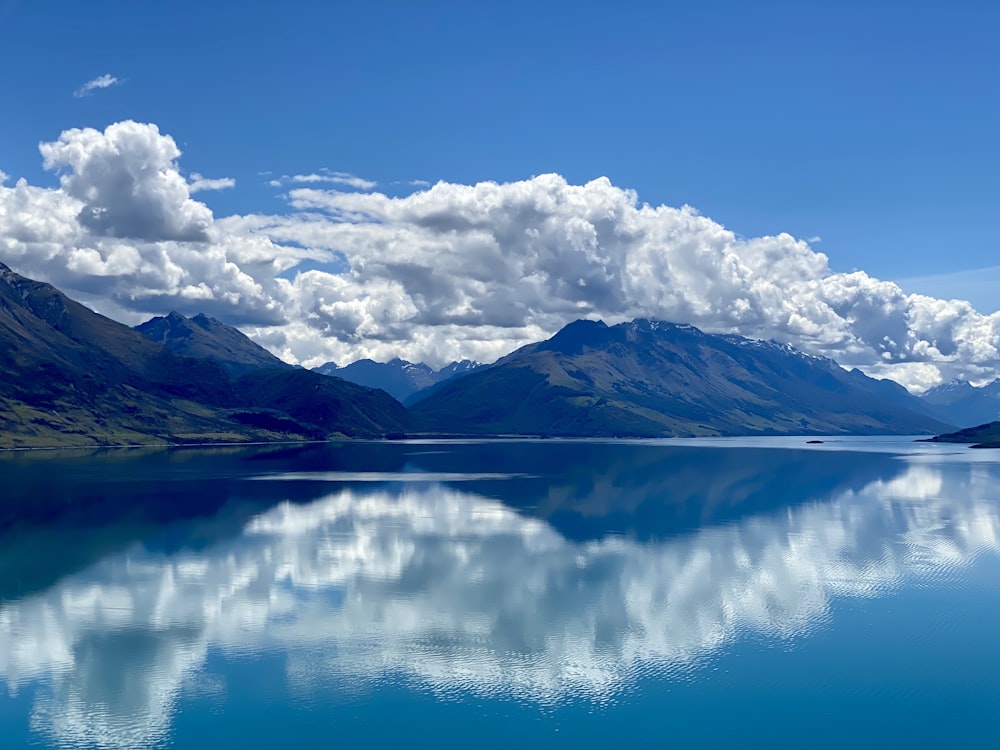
[39, 121, 213, 241]
[1, 121, 313, 325]
[73, 74, 120, 98]
[187, 173, 235, 193]
[1, 119, 999, 388]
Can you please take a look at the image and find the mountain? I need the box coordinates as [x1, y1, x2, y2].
[0, 263, 409, 447]
[315, 358, 435, 401]
[922, 421, 1000, 448]
[135, 311, 287, 376]
[410, 318, 954, 437]
[435, 359, 483, 379]
[316, 357, 484, 402]
[402, 359, 485, 405]
[920, 379, 1000, 428]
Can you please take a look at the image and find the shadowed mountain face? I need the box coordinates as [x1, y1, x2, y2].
[135, 311, 288, 376]
[316, 358, 483, 402]
[411, 319, 954, 437]
[0, 263, 410, 447]
[0, 262, 239, 446]
[921, 379, 1000, 428]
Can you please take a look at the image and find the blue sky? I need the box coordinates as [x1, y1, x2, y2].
[0, 0, 998, 387]
[4, 1, 998, 277]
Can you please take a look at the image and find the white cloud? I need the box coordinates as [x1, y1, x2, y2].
[269, 170, 376, 190]
[1, 121, 312, 326]
[187, 173, 235, 193]
[254, 175, 1000, 385]
[73, 74, 120, 98]
[39, 120, 212, 242]
[0, 168, 8, 184]
[2, 120, 1000, 389]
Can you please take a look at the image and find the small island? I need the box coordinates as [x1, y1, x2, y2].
[920, 421, 1000, 449]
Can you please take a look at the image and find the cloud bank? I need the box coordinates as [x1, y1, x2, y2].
[1, 120, 999, 389]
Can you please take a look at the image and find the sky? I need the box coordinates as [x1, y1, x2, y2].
[0, 0, 998, 390]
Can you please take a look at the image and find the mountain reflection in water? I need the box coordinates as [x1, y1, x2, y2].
[1, 440, 998, 749]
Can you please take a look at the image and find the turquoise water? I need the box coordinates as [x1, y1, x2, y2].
[1, 438, 998, 748]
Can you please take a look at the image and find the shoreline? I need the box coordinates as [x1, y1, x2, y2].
[0, 432, 943, 455]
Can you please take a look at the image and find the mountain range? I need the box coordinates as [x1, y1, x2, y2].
[314, 358, 483, 402]
[920, 379, 1000, 428]
[0, 263, 956, 447]
[410, 319, 953, 437]
[0, 262, 409, 448]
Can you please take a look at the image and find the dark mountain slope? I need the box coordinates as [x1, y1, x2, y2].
[411, 318, 954, 437]
[922, 421, 1000, 448]
[234, 368, 410, 438]
[0, 264, 239, 446]
[0, 263, 409, 447]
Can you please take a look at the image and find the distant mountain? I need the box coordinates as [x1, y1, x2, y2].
[435, 359, 483, 379]
[922, 421, 1000, 448]
[135, 311, 287, 376]
[920, 379, 1000, 428]
[403, 360, 485, 405]
[316, 357, 484, 402]
[0, 263, 409, 447]
[410, 318, 954, 437]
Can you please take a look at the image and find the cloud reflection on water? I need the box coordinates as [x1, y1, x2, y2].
[1, 458, 999, 749]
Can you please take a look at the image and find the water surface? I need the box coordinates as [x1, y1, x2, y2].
[1, 438, 998, 748]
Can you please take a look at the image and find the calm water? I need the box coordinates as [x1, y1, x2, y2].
[1, 438, 999, 749]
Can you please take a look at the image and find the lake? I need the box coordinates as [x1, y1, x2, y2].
[1, 437, 999, 749]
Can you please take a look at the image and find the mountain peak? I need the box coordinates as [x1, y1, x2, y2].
[412, 317, 952, 437]
[135, 311, 285, 376]
[190, 313, 215, 330]
[539, 318, 610, 355]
